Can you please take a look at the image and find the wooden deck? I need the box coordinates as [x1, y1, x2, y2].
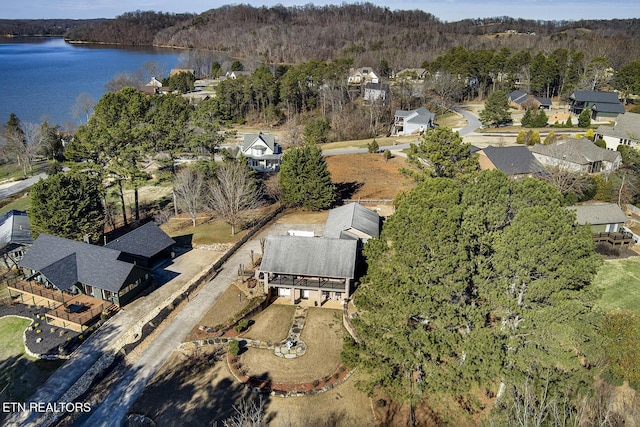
[593, 232, 634, 247]
[46, 294, 115, 332]
[8, 281, 68, 308]
[8, 281, 117, 332]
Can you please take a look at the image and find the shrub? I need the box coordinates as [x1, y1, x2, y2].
[367, 139, 379, 153]
[229, 340, 240, 356]
[312, 379, 320, 387]
[377, 399, 387, 408]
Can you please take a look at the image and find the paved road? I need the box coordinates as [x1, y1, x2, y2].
[0, 173, 47, 201]
[452, 106, 482, 136]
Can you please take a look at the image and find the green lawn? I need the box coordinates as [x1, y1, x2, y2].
[593, 258, 640, 314]
[0, 195, 31, 215]
[0, 317, 32, 361]
[0, 317, 63, 406]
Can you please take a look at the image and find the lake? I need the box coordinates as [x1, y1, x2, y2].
[0, 37, 185, 127]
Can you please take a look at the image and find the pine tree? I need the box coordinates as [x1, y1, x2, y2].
[29, 171, 105, 242]
[479, 90, 512, 127]
[348, 171, 603, 417]
[521, 108, 534, 127]
[578, 108, 592, 128]
[278, 143, 336, 210]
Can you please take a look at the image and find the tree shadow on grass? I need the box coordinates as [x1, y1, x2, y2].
[335, 181, 363, 201]
[128, 347, 274, 426]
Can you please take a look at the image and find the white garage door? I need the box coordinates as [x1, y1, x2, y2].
[278, 288, 291, 296]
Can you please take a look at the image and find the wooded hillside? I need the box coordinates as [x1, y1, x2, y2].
[56, 4, 640, 70]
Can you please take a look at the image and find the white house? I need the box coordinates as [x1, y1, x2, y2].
[595, 112, 640, 150]
[239, 133, 282, 172]
[392, 107, 435, 136]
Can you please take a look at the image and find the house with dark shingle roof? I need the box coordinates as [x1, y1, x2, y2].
[18, 233, 151, 307]
[476, 146, 547, 178]
[105, 222, 175, 268]
[569, 90, 625, 120]
[239, 133, 282, 172]
[0, 210, 32, 269]
[508, 91, 552, 110]
[595, 112, 640, 150]
[530, 138, 621, 174]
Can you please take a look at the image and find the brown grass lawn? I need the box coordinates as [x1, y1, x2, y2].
[326, 153, 416, 200]
[131, 346, 373, 426]
[190, 283, 247, 333]
[238, 307, 344, 383]
[264, 370, 374, 426]
[241, 304, 295, 343]
[275, 209, 328, 225]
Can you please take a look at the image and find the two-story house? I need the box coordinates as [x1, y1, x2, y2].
[239, 133, 282, 172]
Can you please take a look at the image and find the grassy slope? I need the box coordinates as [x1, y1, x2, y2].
[594, 258, 640, 314]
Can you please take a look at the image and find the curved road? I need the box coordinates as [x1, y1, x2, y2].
[0, 173, 47, 201]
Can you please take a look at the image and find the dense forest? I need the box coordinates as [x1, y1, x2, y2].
[52, 4, 640, 70]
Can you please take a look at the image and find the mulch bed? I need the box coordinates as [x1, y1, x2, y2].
[0, 302, 86, 357]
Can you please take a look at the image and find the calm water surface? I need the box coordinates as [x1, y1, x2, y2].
[0, 37, 184, 127]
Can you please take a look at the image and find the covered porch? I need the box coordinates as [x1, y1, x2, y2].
[264, 274, 350, 304]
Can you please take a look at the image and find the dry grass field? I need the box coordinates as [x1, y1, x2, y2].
[325, 152, 416, 200]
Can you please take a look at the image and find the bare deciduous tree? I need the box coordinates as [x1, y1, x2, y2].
[208, 162, 262, 235]
[222, 396, 265, 427]
[70, 92, 95, 124]
[426, 71, 465, 110]
[541, 165, 593, 199]
[173, 168, 206, 227]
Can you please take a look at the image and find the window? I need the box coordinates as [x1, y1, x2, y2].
[85, 285, 93, 296]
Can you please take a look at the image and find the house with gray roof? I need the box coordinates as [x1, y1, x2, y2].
[392, 107, 435, 136]
[567, 203, 633, 246]
[18, 233, 151, 307]
[347, 67, 380, 85]
[569, 90, 625, 120]
[260, 236, 357, 304]
[530, 138, 621, 174]
[477, 146, 547, 178]
[323, 202, 380, 242]
[595, 112, 640, 150]
[0, 210, 32, 269]
[105, 221, 175, 267]
[239, 133, 282, 172]
[260, 203, 380, 304]
[508, 90, 552, 110]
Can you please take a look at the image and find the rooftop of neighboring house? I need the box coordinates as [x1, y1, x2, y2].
[530, 138, 621, 164]
[323, 203, 380, 240]
[477, 146, 547, 176]
[570, 90, 621, 104]
[596, 112, 640, 139]
[364, 82, 390, 91]
[260, 235, 357, 279]
[0, 210, 32, 249]
[104, 222, 175, 259]
[567, 203, 628, 226]
[508, 90, 528, 103]
[241, 133, 280, 154]
[19, 234, 148, 293]
[395, 107, 435, 125]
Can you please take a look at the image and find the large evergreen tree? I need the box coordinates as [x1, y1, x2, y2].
[345, 170, 603, 420]
[29, 172, 105, 242]
[278, 143, 335, 210]
[404, 127, 478, 179]
[479, 90, 512, 127]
